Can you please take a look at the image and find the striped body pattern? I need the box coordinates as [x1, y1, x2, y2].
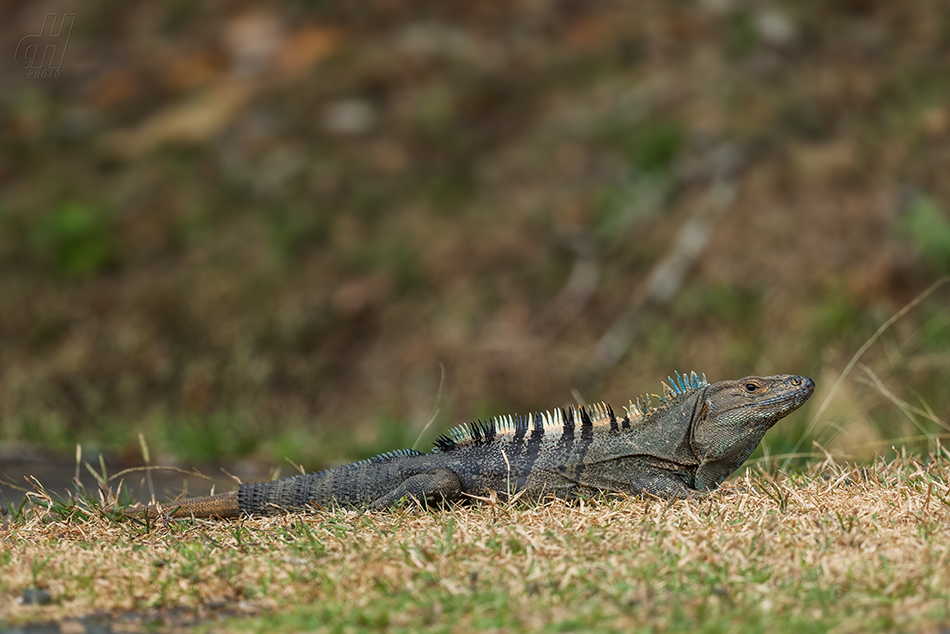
[432, 370, 709, 454]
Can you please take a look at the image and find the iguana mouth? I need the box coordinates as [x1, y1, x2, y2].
[759, 376, 815, 410]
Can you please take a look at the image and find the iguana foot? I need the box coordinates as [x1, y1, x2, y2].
[368, 468, 462, 511]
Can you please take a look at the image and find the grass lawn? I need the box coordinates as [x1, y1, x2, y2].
[4, 450, 950, 633]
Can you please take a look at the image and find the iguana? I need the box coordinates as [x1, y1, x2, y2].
[127, 372, 814, 519]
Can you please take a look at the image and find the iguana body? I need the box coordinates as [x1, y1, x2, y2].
[130, 372, 814, 519]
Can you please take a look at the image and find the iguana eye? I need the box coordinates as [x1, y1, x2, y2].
[745, 383, 758, 392]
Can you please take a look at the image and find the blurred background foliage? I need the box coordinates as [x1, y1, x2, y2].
[0, 0, 948, 477]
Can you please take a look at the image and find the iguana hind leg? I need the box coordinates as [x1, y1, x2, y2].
[368, 468, 462, 511]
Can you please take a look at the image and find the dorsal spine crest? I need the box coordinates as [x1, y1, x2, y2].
[434, 371, 708, 452]
[624, 370, 708, 420]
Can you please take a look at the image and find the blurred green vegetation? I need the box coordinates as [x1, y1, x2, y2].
[29, 203, 117, 278]
[0, 0, 948, 475]
[900, 196, 950, 273]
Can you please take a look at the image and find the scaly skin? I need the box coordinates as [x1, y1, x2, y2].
[126, 373, 814, 519]
[138, 491, 241, 519]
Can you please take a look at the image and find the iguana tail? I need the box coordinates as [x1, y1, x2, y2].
[237, 473, 325, 516]
[124, 448, 446, 518]
[124, 491, 241, 519]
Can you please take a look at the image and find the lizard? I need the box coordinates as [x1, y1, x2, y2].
[125, 371, 814, 519]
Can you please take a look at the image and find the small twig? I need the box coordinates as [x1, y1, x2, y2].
[74, 444, 81, 489]
[138, 433, 156, 504]
[858, 364, 949, 431]
[109, 465, 221, 482]
[782, 275, 949, 469]
[412, 363, 445, 452]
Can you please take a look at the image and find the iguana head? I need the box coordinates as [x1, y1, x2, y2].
[691, 374, 815, 491]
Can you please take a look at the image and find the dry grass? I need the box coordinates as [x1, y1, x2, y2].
[4, 451, 950, 632]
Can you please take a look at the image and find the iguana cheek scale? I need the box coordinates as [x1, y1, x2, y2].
[128, 372, 814, 518]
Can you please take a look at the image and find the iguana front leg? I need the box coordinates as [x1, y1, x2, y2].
[629, 468, 702, 500]
[368, 468, 463, 510]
